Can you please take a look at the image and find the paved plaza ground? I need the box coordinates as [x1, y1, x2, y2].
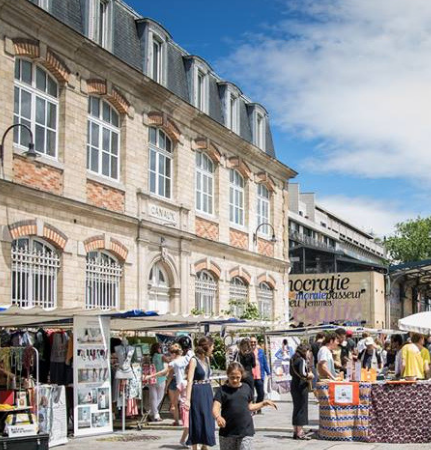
[61, 395, 431, 450]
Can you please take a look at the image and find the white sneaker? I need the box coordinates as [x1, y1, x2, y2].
[180, 441, 189, 448]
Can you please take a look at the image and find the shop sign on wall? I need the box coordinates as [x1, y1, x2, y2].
[73, 316, 112, 437]
[148, 203, 177, 224]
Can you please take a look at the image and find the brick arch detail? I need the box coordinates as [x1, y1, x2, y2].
[257, 273, 276, 289]
[84, 235, 106, 253]
[9, 220, 37, 240]
[192, 138, 221, 164]
[87, 79, 130, 115]
[12, 38, 39, 58]
[83, 236, 128, 262]
[109, 238, 128, 262]
[256, 172, 276, 193]
[229, 267, 252, 285]
[12, 39, 70, 83]
[194, 259, 221, 280]
[147, 111, 182, 143]
[226, 157, 251, 180]
[43, 224, 68, 250]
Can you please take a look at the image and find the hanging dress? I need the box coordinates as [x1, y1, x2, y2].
[186, 357, 216, 446]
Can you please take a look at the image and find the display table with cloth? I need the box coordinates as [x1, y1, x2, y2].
[316, 380, 431, 443]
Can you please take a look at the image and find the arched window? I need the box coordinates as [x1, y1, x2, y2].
[257, 282, 274, 320]
[196, 152, 214, 215]
[257, 184, 270, 236]
[149, 127, 172, 199]
[195, 270, 217, 315]
[86, 250, 122, 310]
[13, 58, 59, 157]
[87, 96, 120, 180]
[11, 237, 60, 309]
[148, 262, 170, 313]
[229, 276, 249, 317]
[229, 169, 244, 226]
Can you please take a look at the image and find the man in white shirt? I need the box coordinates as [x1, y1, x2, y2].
[317, 333, 338, 380]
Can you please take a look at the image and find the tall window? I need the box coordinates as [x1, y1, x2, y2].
[257, 282, 274, 320]
[97, 0, 108, 47]
[149, 127, 172, 198]
[87, 96, 120, 180]
[195, 270, 217, 315]
[256, 113, 264, 148]
[148, 263, 170, 314]
[196, 70, 207, 111]
[228, 94, 238, 132]
[152, 37, 163, 83]
[11, 238, 60, 309]
[229, 277, 248, 317]
[196, 152, 214, 215]
[86, 251, 122, 310]
[14, 59, 58, 157]
[257, 184, 270, 236]
[229, 170, 244, 226]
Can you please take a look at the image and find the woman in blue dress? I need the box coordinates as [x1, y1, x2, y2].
[185, 336, 216, 449]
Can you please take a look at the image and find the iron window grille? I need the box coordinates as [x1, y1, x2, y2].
[86, 251, 122, 310]
[11, 238, 60, 309]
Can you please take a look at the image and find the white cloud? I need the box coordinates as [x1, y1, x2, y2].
[318, 195, 414, 237]
[219, 0, 431, 182]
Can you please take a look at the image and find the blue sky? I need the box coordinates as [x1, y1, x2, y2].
[129, 0, 431, 237]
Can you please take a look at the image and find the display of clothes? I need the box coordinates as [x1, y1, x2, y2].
[49, 331, 70, 385]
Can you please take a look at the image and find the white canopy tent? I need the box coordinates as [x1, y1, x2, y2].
[398, 311, 431, 335]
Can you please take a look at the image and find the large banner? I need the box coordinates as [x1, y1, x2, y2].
[289, 271, 385, 326]
[73, 316, 112, 437]
[268, 336, 299, 393]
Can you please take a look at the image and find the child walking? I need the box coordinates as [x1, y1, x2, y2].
[213, 362, 277, 450]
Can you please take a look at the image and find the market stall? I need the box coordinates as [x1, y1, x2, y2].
[316, 380, 431, 443]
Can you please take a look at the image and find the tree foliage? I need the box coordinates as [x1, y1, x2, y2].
[385, 217, 431, 263]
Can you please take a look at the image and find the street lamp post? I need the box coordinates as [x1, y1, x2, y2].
[253, 222, 277, 245]
[0, 123, 38, 179]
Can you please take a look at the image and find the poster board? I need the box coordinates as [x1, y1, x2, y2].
[328, 382, 360, 406]
[268, 336, 299, 393]
[73, 316, 112, 437]
[38, 385, 68, 447]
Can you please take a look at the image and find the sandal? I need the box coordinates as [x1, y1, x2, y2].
[296, 434, 311, 440]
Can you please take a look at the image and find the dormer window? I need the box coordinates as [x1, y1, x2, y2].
[31, 0, 50, 9]
[151, 36, 163, 83]
[196, 70, 206, 111]
[87, 0, 111, 50]
[256, 113, 265, 148]
[228, 94, 239, 132]
[250, 105, 267, 150]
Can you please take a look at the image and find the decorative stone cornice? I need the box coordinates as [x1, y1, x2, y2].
[194, 258, 221, 279]
[255, 172, 276, 193]
[226, 157, 252, 179]
[229, 266, 252, 285]
[192, 138, 222, 164]
[257, 273, 276, 289]
[146, 111, 182, 143]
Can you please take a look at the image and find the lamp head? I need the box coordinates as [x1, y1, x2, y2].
[23, 142, 39, 161]
[271, 233, 277, 243]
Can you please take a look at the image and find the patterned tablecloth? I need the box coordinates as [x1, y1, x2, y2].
[316, 382, 371, 442]
[317, 381, 431, 443]
[368, 382, 431, 443]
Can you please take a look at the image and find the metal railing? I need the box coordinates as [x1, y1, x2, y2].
[290, 230, 335, 251]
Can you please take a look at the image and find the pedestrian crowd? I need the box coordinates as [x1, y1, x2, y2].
[144, 330, 431, 448]
[144, 336, 276, 450]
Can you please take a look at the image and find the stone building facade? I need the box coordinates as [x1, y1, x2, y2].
[0, 0, 296, 319]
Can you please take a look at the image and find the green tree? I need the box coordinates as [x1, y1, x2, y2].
[385, 216, 431, 263]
